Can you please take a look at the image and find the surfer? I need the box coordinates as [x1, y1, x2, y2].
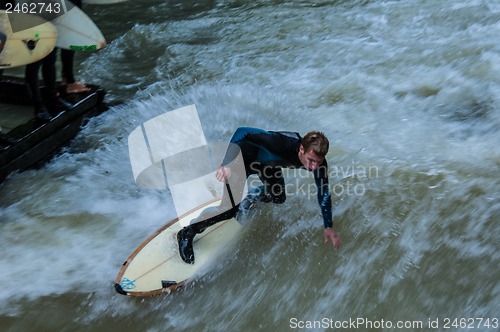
[177, 127, 342, 264]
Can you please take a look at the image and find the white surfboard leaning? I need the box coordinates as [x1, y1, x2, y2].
[0, 11, 58, 68]
[115, 199, 242, 296]
[51, 3, 106, 51]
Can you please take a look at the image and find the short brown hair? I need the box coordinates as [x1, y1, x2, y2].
[302, 131, 329, 157]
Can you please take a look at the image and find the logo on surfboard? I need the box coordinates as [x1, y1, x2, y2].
[120, 278, 137, 290]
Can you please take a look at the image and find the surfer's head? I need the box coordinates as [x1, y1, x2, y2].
[299, 131, 329, 171]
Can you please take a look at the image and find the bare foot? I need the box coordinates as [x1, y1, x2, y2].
[66, 82, 91, 94]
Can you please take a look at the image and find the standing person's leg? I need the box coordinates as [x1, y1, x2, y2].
[41, 49, 58, 113]
[62, 0, 90, 94]
[25, 61, 43, 111]
[25, 52, 54, 121]
[61, 48, 90, 93]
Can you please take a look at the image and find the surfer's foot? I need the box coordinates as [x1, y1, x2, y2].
[177, 226, 196, 264]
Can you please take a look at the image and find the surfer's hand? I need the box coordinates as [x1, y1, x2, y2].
[324, 228, 341, 249]
[216, 167, 231, 182]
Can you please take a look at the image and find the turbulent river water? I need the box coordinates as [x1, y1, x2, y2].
[1, 0, 499, 331]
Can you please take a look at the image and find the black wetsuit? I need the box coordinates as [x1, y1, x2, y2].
[190, 127, 333, 234]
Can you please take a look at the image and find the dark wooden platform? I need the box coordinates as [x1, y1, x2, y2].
[0, 75, 108, 183]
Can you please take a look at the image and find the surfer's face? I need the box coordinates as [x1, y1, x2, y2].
[298, 145, 324, 171]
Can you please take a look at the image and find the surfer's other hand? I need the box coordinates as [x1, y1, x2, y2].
[324, 228, 341, 249]
[216, 167, 231, 182]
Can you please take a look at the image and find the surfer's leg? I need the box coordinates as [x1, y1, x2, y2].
[177, 205, 239, 264]
[192, 163, 249, 232]
[177, 189, 240, 263]
[61, 48, 75, 84]
[177, 170, 247, 264]
[61, 48, 90, 94]
[259, 166, 286, 204]
[191, 205, 240, 233]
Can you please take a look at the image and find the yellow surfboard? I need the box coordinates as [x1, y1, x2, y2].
[0, 11, 58, 68]
[115, 198, 242, 297]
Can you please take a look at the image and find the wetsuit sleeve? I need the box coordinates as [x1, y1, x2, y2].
[221, 127, 288, 166]
[314, 160, 333, 228]
[221, 127, 253, 166]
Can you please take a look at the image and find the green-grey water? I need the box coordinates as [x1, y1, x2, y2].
[1, 0, 499, 331]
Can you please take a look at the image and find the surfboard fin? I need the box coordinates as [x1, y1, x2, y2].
[114, 283, 128, 295]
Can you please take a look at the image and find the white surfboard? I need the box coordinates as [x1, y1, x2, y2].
[51, 3, 106, 51]
[115, 199, 242, 296]
[0, 11, 58, 68]
[116, 104, 247, 297]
